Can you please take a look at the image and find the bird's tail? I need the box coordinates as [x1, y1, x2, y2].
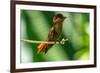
[38, 43, 46, 54]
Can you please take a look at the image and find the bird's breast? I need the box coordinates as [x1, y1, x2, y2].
[55, 23, 63, 33]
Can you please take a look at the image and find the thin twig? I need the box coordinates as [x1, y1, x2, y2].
[21, 38, 68, 45]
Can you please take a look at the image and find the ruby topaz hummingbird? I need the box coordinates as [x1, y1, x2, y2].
[38, 13, 66, 54]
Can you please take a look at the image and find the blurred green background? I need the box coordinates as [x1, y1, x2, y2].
[20, 10, 90, 63]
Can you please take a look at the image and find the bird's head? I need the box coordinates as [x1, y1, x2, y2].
[53, 13, 66, 24]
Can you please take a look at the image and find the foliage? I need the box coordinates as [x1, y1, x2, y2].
[21, 10, 90, 62]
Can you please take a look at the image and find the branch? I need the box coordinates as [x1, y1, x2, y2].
[21, 38, 68, 45]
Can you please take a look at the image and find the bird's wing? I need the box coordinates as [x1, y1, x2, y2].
[38, 26, 55, 54]
[47, 26, 56, 41]
[38, 26, 58, 54]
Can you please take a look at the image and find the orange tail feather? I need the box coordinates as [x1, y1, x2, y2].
[38, 43, 46, 54]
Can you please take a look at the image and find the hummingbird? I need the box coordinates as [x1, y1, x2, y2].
[38, 13, 66, 54]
